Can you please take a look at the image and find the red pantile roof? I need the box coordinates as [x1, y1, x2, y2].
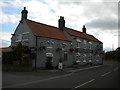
[26, 19, 71, 41]
[26, 19, 102, 43]
[65, 27, 102, 43]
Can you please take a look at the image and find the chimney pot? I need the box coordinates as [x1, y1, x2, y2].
[58, 16, 65, 31]
[82, 25, 86, 33]
[21, 7, 28, 21]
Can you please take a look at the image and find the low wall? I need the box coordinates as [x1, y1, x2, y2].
[2, 64, 33, 72]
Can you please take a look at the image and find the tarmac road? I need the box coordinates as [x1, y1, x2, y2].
[2, 61, 119, 88]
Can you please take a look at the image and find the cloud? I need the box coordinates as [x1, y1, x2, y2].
[0, 31, 11, 48]
[2, 0, 23, 8]
[86, 17, 118, 30]
[1, 0, 118, 51]
[0, 11, 19, 24]
[86, 29, 118, 51]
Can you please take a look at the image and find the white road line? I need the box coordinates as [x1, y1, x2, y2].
[114, 68, 118, 71]
[101, 71, 112, 77]
[71, 79, 95, 90]
[70, 65, 104, 73]
[5, 73, 74, 88]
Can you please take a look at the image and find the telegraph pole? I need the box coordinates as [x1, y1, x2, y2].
[112, 44, 114, 51]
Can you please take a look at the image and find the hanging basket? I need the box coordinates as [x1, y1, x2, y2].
[39, 46, 46, 51]
[56, 48, 63, 51]
[69, 48, 75, 52]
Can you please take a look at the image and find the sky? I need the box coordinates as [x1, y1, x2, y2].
[0, 0, 119, 52]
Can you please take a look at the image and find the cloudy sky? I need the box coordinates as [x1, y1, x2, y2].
[0, 0, 119, 51]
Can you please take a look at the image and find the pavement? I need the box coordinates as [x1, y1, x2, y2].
[35, 64, 104, 73]
[35, 63, 105, 73]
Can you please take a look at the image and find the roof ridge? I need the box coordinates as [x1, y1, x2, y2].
[65, 27, 93, 36]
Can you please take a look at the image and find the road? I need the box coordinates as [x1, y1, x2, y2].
[2, 61, 119, 88]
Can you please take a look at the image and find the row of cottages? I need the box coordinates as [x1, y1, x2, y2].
[11, 7, 103, 69]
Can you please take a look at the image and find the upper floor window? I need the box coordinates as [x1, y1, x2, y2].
[83, 40, 87, 49]
[76, 39, 81, 48]
[83, 40, 87, 44]
[89, 41, 92, 49]
[22, 32, 29, 40]
[16, 34, 22, 42]
[47, 41, 54, 49]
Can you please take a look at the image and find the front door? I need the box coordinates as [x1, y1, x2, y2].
[46, 57, 53, 69]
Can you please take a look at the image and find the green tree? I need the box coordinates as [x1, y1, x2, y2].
[115, 47, 120, 61]
[13, 42, 23, 64]
[103, 47, 120, 61]
[13, 43, 30, 64]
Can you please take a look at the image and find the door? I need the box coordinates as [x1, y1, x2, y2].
[46, 57, 53, 69]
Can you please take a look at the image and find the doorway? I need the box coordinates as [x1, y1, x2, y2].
[46, 57, 53, 69]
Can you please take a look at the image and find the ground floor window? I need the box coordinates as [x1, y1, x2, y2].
[76, 53, 80, 63]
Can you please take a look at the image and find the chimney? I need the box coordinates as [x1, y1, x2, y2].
[82, 25, 86, 33]
[58, 16, 65, 31]
[21, 7, 28, 21]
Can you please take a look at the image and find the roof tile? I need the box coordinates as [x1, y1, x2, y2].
[65, 27, 102, 43]
[26, 19, 102, 43]
[26, 19, 71, 41]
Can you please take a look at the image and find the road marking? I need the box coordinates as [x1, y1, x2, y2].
[5, 73, 74, 88]
[101, 71, 112, 77]
[114, 68, 118, 71]
[71, 79, 95, 90]
[69, 65, 104, 73]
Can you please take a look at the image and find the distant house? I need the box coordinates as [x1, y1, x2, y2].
[11, 7, 103, 69]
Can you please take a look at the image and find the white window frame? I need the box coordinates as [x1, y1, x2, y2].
[76, 39, 81, 48]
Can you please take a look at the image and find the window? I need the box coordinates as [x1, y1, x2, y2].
[89, 53, 92, 60]
[77, 42, 80, 47]
[97, 54, 99, 57]
[83, 40, 87, 44]
[16, 34, 22, 42]
[22, 32, 29, 41]
[83, 40, 87, 49]
[76, 53, 80, 63]
[22, 41, 29, 46]
[89, 41, 92, 49]
[83, 54, 86, 62]
[76, 39, 81, 48]
[47, 41, 53, 49]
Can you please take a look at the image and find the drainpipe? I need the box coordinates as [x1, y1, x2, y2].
[35, 36, 38, 70]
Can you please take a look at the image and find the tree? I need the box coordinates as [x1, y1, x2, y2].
[103, 47, 120, 61]
[13, 42, 23, 64]
[115, 47, 120, 61]
[13, 43, 30, 64]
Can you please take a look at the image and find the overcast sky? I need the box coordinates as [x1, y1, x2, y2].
[0, 0, 119, 51]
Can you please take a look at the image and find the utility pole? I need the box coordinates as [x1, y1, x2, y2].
[112, 44, 114, 51]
